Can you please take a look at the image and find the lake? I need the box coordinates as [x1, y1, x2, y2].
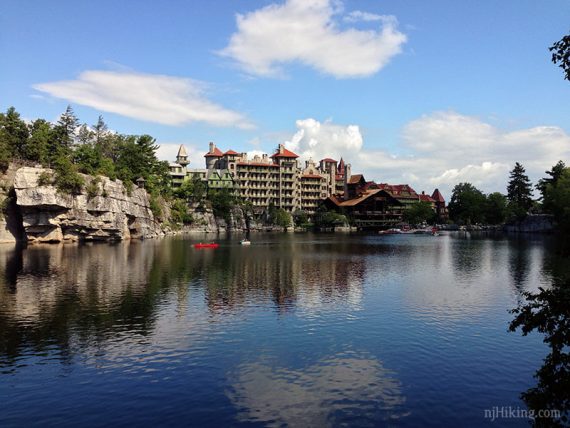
[0, 232, 565, 427]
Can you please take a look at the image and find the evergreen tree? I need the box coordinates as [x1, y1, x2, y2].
[27, 119, 53, 164]
[543, 167, 570, 234]
[536, 160, 566, 211]
[53, 105, 79, 155]
[507, 162, 533, 218]
[0, 106, 29, 159]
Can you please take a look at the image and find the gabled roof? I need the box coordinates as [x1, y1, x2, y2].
[224, 150, 239, 156]
[271, 147, 299, 158]
[348, 174, 365, 184]
[204, 147, 224, 157]
[419, 194, 436, 203]
[177, 144, 187, 157]
[431, 188, 445, 203]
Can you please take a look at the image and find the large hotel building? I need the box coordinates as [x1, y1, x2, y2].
[169, 142, 448, 225]
[169, 142, 348, 216]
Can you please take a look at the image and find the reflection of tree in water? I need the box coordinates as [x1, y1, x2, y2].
[510, 275, 570, 427]
[507, 238, 533, 308]
[0, 241, 189, 369]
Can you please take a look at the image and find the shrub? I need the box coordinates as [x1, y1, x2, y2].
[86, 176, 101, 199]
[37, 171, 53, 186]
[53, 157, 84, 195]
[149, 195, 163, 220]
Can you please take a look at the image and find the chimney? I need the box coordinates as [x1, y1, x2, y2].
[209, 141, 215, 153]
[278, 144, 284, 154]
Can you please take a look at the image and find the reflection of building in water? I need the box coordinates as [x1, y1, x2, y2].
[201, 241, 368, 314]
[228, 351, 407, 426]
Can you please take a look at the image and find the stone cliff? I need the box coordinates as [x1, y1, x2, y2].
[12, 167, 164, 243]
[1, 165, 260, 244]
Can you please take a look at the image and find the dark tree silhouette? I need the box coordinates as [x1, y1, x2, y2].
[550, 32, 570, 81]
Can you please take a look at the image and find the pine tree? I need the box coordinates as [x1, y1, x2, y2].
[0, 106, 30, 159]
[54, 105, 79, 152]
[507, 162, 533, 217]
[536, 160, 566, 203]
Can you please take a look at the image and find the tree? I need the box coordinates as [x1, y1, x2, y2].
[537, 161, 566, 212]
[484, 192, 508, 225]
[507, 162, 533, 219]
[544, 168, 570, 234]
[404, 201, 436, 225]
[510, 278, 570, 425]
[27, 119, 53, 165]
[448, 182, 487, 224]
[293, 210, 309, 226]
[550, 31, 570, 81]
[53, 105, 79, 153]
[0, 106, 29, 159]
[272, 208, 292, 228]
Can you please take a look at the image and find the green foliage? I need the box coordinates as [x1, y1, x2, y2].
[448, 182, 487, 224]
[484, 192, 508, 225]
[314, 208, 347, 228]
[208, 188, 236, 222]
[170, 199, 193, 224]
[54, 105, 79, 152]
[0, 106, 29, 160]
[509, 279, 570, 425]
[174, 176, 207, 203]
[507, 162, 533, 220]
[27, 119, 53, 165]
[544, 168, 570, 234]
[293, 210, 309, 226]
[149, 195, 163, 220]
[86, 177, 101, 200]
[537, 161, 566, 212]
[404, 201, 436, 225]
[272, 208, 292, 228]
[37, 171, 53, 186]
[550, 31, 570, 82]
[53, 156, 84, 195]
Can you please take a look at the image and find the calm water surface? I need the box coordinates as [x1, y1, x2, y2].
[0, 233, 566, 427]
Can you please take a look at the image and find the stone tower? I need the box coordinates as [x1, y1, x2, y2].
[176, 145, 189, 167]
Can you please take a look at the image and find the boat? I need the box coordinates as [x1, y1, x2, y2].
[379, 228, 402, 235]
[240, 239, 251, 245]
[193, 243, 219, 249]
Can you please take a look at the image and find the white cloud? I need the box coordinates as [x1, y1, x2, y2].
[284, 118, 363, 161]
[219, 0, 407, 78]
[33, 70, 253, 129]
[344, 10, 385, 23]
[279, 112, 570, 198]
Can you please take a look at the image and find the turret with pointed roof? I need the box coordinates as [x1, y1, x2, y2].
[338, 158, 345, 175]
[176, 144, 189, 167]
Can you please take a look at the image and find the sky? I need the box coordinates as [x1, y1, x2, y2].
[1, 0, 569, 197]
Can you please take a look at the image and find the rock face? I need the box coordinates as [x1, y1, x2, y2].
[503, 214, 555, 233]
[13, 167, 164, 243]
[0, 164, 24, 243]
[185, 204, 260, 233]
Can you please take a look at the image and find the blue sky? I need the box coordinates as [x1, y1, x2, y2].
[2, 0, 569, 196]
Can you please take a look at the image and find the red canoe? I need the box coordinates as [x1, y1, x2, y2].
[193, 243, 219, 249]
